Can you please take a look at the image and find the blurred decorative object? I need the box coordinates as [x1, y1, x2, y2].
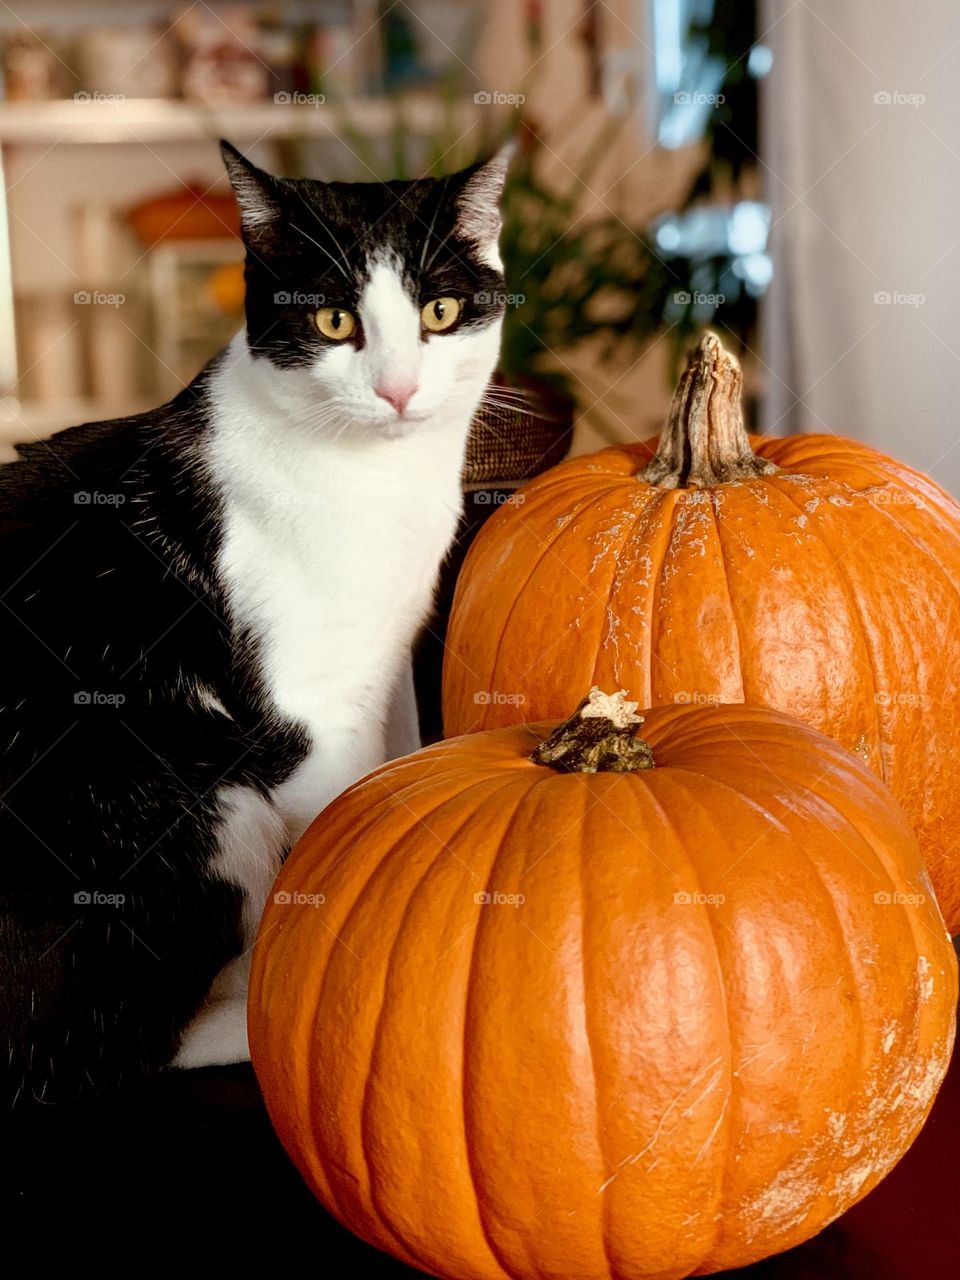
[176, 5, 269, 105]
[307, 21, 360, 99]
[146, 240, 244, 395]
[347, 0, 385, 95]
[463, 373, 572, 489]
[75, 26, 177, 100]
[85, 298, 141, 406]
[2, 30, 66, 101]
[666, 0, 764, 194]
[258, 14, 301, 98]
[401, 1, 482, 83]
[579, 0, 602, 96]
[128, 184, 241, 247]
[651, 199, 773, 322]
[74, 201, 141, 404]
[652, 200, 769, 270]
[206, 260, 246, 315]
[651, 0, 729, 148]
[0, 145, 14, 401]
[75, 202, 117, 282]
[380, 8, 422, 88]
[14, 293, 83, 403]
[650, 0, 769, 157]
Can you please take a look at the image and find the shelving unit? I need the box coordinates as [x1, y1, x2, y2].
[0, 94, 473, 146]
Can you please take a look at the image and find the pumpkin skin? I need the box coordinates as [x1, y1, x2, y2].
[441, 347, 960, 932]
[249, 700, 957, 1280]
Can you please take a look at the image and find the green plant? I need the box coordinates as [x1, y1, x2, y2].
[496, 119, 677, 402]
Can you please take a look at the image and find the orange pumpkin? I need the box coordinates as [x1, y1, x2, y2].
[442, 335, 960, 932]
[249, 693, 957, 1280]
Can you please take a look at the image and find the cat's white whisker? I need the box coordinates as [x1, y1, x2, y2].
[418, 179, 449, 275]
[289, 221, 353, 284]
[295, 192, 354, 283]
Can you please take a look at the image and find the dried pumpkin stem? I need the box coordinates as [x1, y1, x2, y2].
[641, 332, 777, 489]
[531, 687, 655, 774]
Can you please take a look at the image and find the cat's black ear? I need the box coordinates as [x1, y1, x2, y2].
[221, 140, 283, 241]
[455, 141, 515, 265]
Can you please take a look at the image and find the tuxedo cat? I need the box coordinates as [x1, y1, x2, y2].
[0, 140, 510, 1106]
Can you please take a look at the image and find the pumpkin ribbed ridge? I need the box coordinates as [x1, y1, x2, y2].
[639, 776, 735, 1273]
[364, 774, 525, 1278]
[460, 779, 545, 1279]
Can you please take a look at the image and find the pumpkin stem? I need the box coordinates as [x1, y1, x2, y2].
[531, 688, 655, 773]
[641, 332, 777, 489]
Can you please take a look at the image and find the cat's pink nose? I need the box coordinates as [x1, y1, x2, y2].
[375, 381, 418, 415]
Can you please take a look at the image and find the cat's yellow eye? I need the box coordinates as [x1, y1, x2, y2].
[421, 296, 462, 333]
[315, 307, 356, 340]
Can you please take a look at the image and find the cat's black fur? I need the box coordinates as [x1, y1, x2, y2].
[0, 374, 305, 1106]
[0, 142, 503, 1108]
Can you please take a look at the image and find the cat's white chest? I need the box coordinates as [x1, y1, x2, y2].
[209, 407, 464, 838]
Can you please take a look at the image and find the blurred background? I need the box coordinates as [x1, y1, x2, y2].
[0, 0, 958, 494]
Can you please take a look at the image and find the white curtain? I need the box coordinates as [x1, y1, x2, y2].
[761, 0, 960, 496]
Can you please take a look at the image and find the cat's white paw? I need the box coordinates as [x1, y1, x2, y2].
[171, 995, 250, 1069]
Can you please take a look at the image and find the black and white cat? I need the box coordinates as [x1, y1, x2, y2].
[0, 140, 510, 1106]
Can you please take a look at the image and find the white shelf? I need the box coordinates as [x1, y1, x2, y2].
[0, 95, 476, 146]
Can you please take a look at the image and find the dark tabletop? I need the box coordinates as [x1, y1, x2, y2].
[2, 1034, 957, 1279]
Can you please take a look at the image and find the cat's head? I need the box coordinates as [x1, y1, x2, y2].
[221, 140, 511, 438]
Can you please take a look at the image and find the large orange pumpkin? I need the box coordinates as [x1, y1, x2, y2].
[249, 693, 957, 1280]
[442, 335, 960, 932]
